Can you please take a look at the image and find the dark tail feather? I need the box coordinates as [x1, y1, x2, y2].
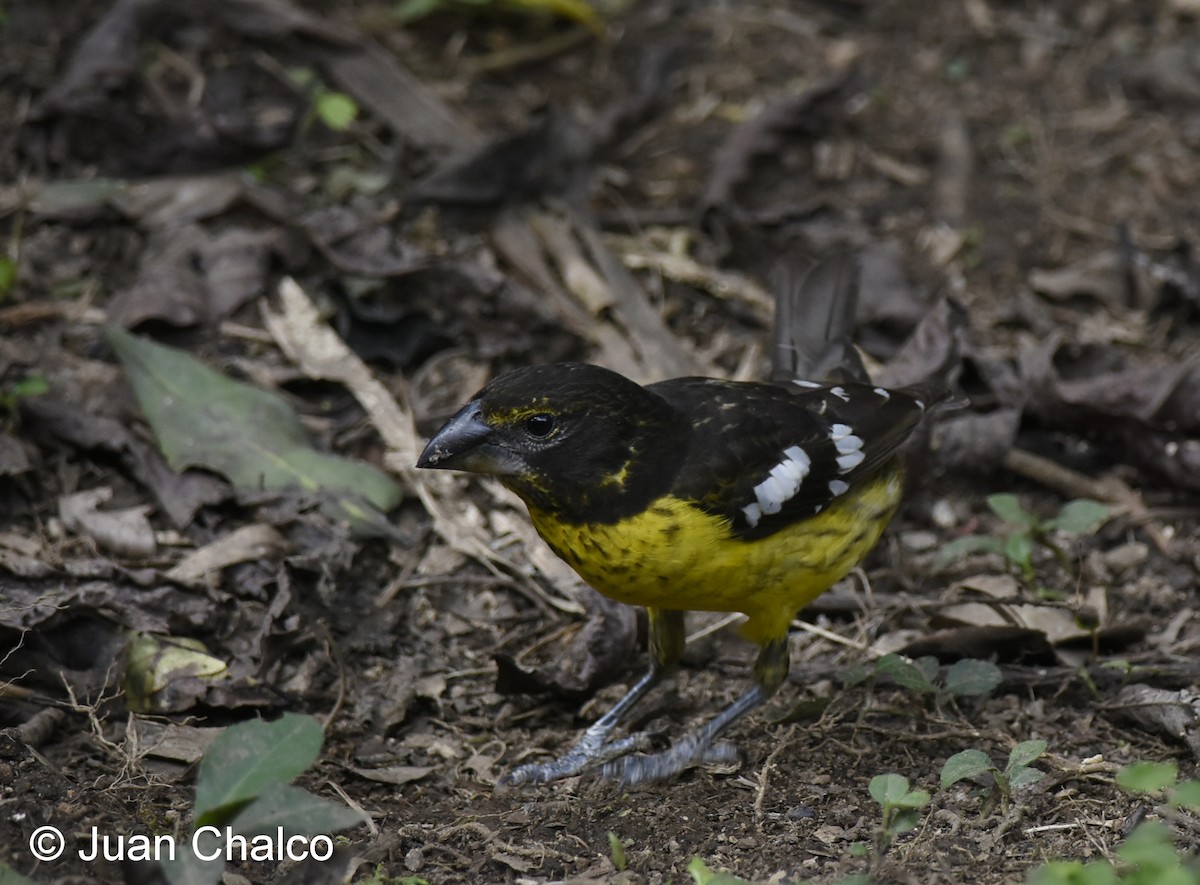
[769, 248, 869, 386]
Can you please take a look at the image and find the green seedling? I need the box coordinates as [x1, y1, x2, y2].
[844, 654, 1003, 703]
[935, 494, 1111, 582]
[0, 374, 47, 418]
[853, 773, 930, 874]
[164, 714, 365, 885]
[1029, 821, 1200, 885]
[1027, 763, 1200, 883]
[607, 832, 627, 872]
[687, 856, 762, 884]
[941, 739, 1047, 813]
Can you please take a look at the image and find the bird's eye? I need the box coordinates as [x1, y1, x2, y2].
[524, 413, 557, 438]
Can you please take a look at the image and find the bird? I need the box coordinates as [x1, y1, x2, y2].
[416, 254, 946, 785]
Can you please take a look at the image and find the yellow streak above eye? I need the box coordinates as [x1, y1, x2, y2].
[490, 402, 554, 424]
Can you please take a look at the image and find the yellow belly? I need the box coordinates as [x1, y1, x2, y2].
[528, 470, 904, 645]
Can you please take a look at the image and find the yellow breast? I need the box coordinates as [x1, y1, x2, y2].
[527, 469, 904, 645]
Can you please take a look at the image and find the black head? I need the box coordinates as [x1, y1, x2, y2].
[417, 363, 685, 520]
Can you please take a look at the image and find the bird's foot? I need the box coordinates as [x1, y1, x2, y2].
[600, 735, 739, 786]
[500, 728, 658, 786]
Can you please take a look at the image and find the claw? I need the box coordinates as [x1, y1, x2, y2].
[500, 730, 657, 786]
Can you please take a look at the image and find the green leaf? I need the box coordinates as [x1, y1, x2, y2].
[1116, 821, 1179, 869]
[987, 493, 1038, 529]
[893, 788, 931, 810]
[869, 773, 911, 806]
[1044, 499, 1111, 535]
[874, 654, 937, 694]
[687, 857, 758, 885]
[839, 663, 874, 686]
[1004, 532, 1035, 572]
[0, 257, 16, 299]
[315, 91, 358, 131]
[889, 808, 922, 834]
[123, 632, 228, 713]
[1027, 860, 1118, 885]
[941, 749, 994, 789]
[1171, 779, 1200, 810]
[227, 781, 365, 838]
[933, 534, 1006, 568]
[607, 832, 626, 872]
[106, 327, 400, 535]
[1007, 739, 1047, 772]
[942, 659, 1003, 697]
[1116, 761, 1178, 794]
[194, 714, 325, 825]
[1008, 766, 1045, 790]
[160, 836, 225, 885]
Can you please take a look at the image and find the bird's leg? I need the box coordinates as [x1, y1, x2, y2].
[601, 636, 789, 786]
[500, 608, 686, 785]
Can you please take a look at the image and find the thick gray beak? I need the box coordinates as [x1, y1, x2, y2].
[417, 400, 490, 469]
[417, 400, 522, 476]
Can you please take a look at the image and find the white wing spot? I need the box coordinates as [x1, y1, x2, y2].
[830, 422, 863, 470]
[915, 399, 926, 410]
[742, 502, 763, 527]
[793, 379, 821, 388]
[837, 450, 866, 472]
[873, 387, 891, 400]
[745, 444, 812, 524]
[829, 479, 849, 496]
[830, 386, 850, 402]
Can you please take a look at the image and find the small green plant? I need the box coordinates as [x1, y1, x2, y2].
[607, 831, 627, 872]
[164, 714, 365, 885]
[687, 856, 760, 884]
[1027, 762, 1200, 884]
[844, 653, 1003, 702]
[288, 67, 360, 132]
[0, 374, 47, 417]
[941, 739, 1047, 812]
[0, 255, 17, 299]
[1029, 821, 1200, 884]
[936, 494, 1111, 582]
[850, 773, 930, 874]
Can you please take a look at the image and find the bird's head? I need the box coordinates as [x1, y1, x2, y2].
[417, 363, 683, 519]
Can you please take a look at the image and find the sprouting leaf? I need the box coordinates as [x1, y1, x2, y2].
[1007, 739, 1048, 773]
[106, 326, 401, 535]
[1008, 766, 1046, 790]
[1004, 532, 1035, 573]
[1045, 499, 1111, 535]
[687, 856, 759, 885]
[869, 773, 912, 806]
[933, 534, 1006, 569]
[194, 714, 325, 825]
[941, 749, 994, 789]
[607, 832, 626, 872]
[942, 659, 1003, 697]
[986, 493, 1038, 529]
[875, 654, 937, 694]
[1171, 779, 1200, 810]
[1116, 761, 1178, 794]
[123, 633, 228, 713]
[315, 91, 358, 131]
[1116, 821, 1180, 869]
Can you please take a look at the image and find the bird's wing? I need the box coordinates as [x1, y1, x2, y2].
[650, 378, 929, 540]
